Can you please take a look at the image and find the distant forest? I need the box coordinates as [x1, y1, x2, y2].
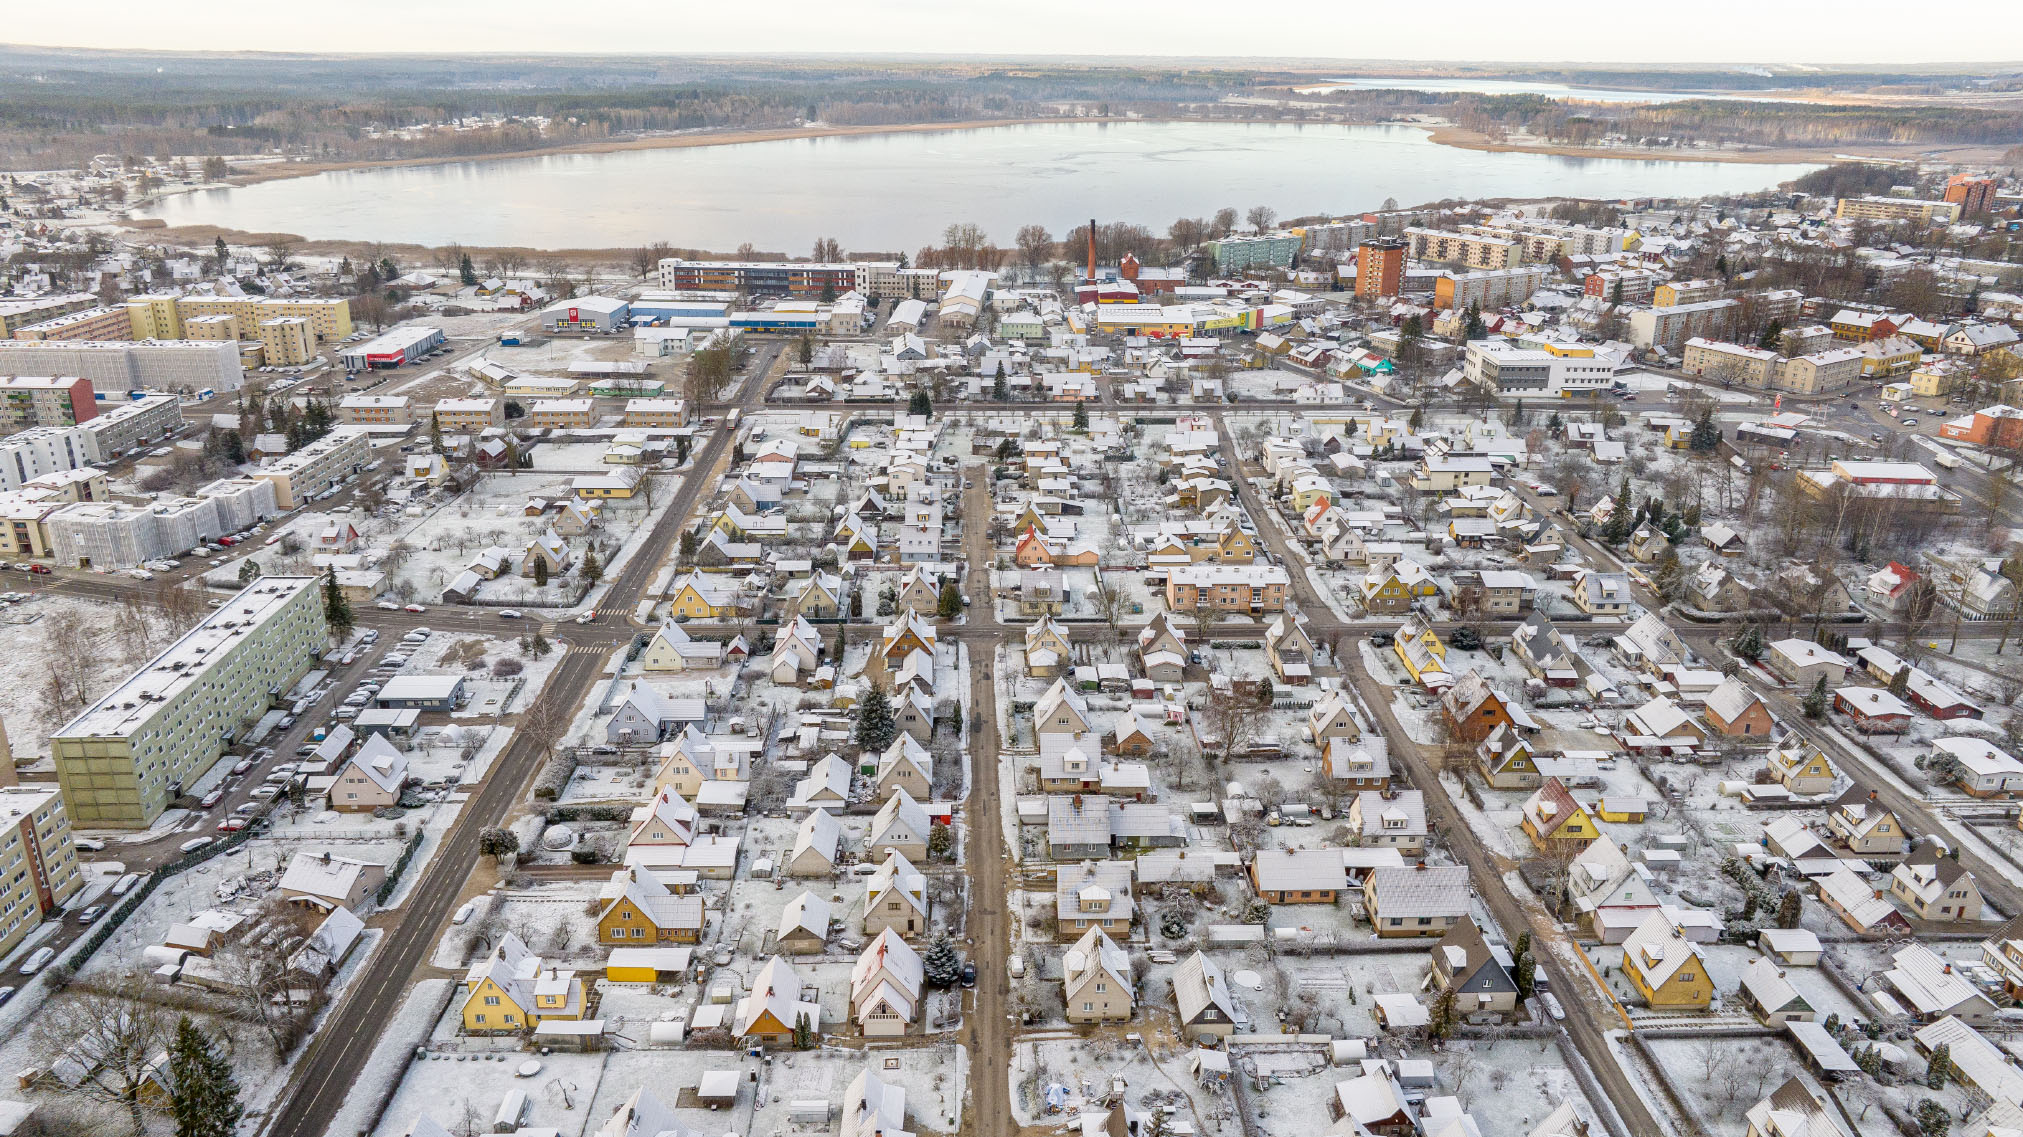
[0, 47, 2017, 171]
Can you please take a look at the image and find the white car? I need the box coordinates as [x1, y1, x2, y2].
[497, 610, 523, 619]
[404, 604, 427, 614]
[377, 600, 401, 610]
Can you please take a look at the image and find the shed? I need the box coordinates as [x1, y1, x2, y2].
[606, 947, 695, 984]
[1786, 1021, 1860, 1079]
[1758, 928, 1823, 967]
[374, 675, 466, 710]
[1371, 993, 1430, 1029]
[697, 1070, 741, 1106]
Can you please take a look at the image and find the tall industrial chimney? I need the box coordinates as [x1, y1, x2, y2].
[1087, 218, 1097, 281]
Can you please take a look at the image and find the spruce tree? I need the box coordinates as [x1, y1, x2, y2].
[908, 390, 932, 418]
[855, 687, 895, 751]
[936, 576, 961, 619]
[534, 556, 549, 588]
[922, 938, 963, 988]
[459, 253, 477, 286]
[1889, 665, 1911, 698]
[322, 570, 354, 637]
[168, 1016, 242, 1137]
[1689, 409, 1720, 453]
[580, 548, 602, 585]
[1803, 676, 1830, 720]
[1073, 401, 1090, 431]
[1777, 889, 1803, 929]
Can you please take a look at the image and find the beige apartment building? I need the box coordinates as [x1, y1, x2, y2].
[258, 317, 318, 366]
[123, 294, 186, 340]
[1628, 299, 1741, 356]
[431, 397, 504, 431]
[15, 305, 135, 342]
[1774, 347, 1866, 395]
[182, 313, 242, 341]
[1165, 563, 1291, 613]
[0, 293, 96, 339]
[1655, 279, 1721, 307]
[52, 576, 327, 828]
[0, 784, 86, 957]
[1406, 227, 1523, 270]
[1834, 197, 1961, 225]
[530, 399, 596, 429]
[176, 296, 353, 341]
[623, 399, 689, 427]
[337, 394, 413, 425]
[1682, 339, 1778, 386]
[253, 426, 372, 508]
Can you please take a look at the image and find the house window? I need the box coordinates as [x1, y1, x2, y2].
[1082, 1003, 1093, 1012]
[475, 1014, 486, 1023]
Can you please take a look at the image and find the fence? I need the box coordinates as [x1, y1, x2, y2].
[375, 827, 429, 904]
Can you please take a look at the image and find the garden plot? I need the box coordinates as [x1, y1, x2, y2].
[479, 884, 615, 970]
[583, 1044, 966, 1137]
[0, 592, 166, 762]
[1014, 1035, 1222, 1132]
[1638, 1034, 1934, 1137]
[528, 442, 627, 471]
[372, 1047, 610, 1137]
[398, 631, 563, 716]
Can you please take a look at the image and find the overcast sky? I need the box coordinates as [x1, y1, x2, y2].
[6, 0, 2016, 64]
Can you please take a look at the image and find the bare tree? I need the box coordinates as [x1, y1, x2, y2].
[1245, 205, 1277, 234]
[37, 977, 172, 1137]
[211, 901, 325, 1058]
[1199, 685, 1265, 763]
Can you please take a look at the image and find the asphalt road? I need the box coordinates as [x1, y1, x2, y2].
[259, 343, 772, 1137]
[958, 465, 1014, 1137]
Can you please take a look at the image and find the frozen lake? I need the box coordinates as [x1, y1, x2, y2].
[138, 120, 1818, 253]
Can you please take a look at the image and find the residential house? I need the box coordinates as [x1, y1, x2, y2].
[1308, 690, 1363, 747]
[734, 956, 822, 1044]
[850, 930, 923, 1037]
[329, 735, 408, 812]
[1431, 916, 1520, 1018]
[1172, 951, 1240, 1041]
[1363, 865, 1471, 938]
[1826, 788, 1907, 858]
[596, 867, 704, 944]
[1618, 695, 1706, 755]
[864, 851, 928, 938]
[1390, 615, 1450, 688]
[1025, 616, 1073, 677]
[785, 807, 842, 877]
[874, 736, 934, 802]
[867, 789, 931, 862]
[1475, 725, 1541, 790]
[1263, 613, 1314, 684]
[1739, 957, 1817, 1026]
[1816, 866, 1912, 936]
[1569, 570, 1630, 616]
[1833, 687, 1914, 734]
[1136, 613, 1187, 682]
[1347, 790, 1427, 853]
[1620, 912, 1713, 1008]
[639, 621, 725, 672]
[1440, 670, 1531, 745]
[1888, 839, 1983, 923]
[1766, 640, 1851, 690]
[1765, 746, 1838, 796]
[1062, 927, 1134, 1024]
[1931, 737, 2023, 797]
[1743, 1076, 1854, 1137]
[1565, 836, 1660, 936]
[459, 932, 583, 1034]
[1520, 779, 1602, 854]
[1326, 741, 1393, 790]
[776, 891, 832, 954]
[1056, 860, 1136, 940]
[1881, 943, 1996, 1022]
[1704, 678, 1775, 738]
[1248, 847, 1348, 904]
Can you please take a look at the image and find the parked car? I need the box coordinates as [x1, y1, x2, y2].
[0, 986, 16, 1007]
[232, 759, 254, 775]
[233, 802, 260, 816]
[178, 837, 213, 854]
[377, 600, 401, 610]
[403, 604, 427, 613]
[200, 790, 224, 809]
[26, 564, 50, 575]
[497, 610, 523, 619]
[19, 947, 55, 975]
[76, 905, 106, 924]
[74, 837, 106, 852]
[217, 818, 248, 833]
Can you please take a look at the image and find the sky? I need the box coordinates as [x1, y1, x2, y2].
[5, 0, 2020, 65]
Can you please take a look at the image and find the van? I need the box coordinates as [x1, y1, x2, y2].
[19, 946, 55, 975]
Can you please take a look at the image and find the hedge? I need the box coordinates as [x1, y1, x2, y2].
[376, 827, 429, 904]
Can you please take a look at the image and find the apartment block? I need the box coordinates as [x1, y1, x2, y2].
[530, 399, 596, 429]
[430, 397, 504, 431]
[656, 259, 857, 297]
[1835, 196, 1960, 225]
[1655, 279, 1721, 307]
[257, 317, 317, 366]
[123, 294, 185, 340]
[0, 426, 98, 490]
[1774, 347, 1866, 395]
[0, 495, 63, 558]
[0, 376, 98, 433]
[1433, 266, 1549, 311]
[1205, 233, 1302, 273]
[1164, 564, 1291, 613]
[1405, 227, 1524, 270]
[195, 477, 279, 531]
[1945, 176, 1998, 217]
[52, 576, 326, 828]
[15, 306, 134, 342]
[0, 339, 243, 393]
[1628, 299, 1741, 356]
[175, 296, 353, 341]
[1682, 339, 1778, 386]
[1354, 239, 1406, 300]
[623, 399, 689, 428]
[182, 313, 241, 341]
[80, 394, 182, 458]
[1585, 268, 1661, 305]
[253, 426, 371, 508]
[0, 785, 85, 958]
[337, 394, 413, 425]
[46, 496, 225, 569]
[0, 293, 97, 339]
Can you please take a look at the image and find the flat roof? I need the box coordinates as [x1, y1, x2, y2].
[54, 576, 319, 740]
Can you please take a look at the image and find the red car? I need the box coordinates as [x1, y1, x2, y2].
[216, 818, 248, 833]
[217, 537, 238, 547]
[25, 564, 50, 575]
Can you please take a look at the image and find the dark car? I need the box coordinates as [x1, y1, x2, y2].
[960, 961, 977, 988]
[1368, 631, 1394, 647]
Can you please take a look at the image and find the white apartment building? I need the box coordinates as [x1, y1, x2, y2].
[0, 425, 98, 490]
[1435, 266, 1550, 311]
[52, 576, 327, 828]
[0, 339, 243, 393]
[254, 426, 372, 508]
[1463, 339, 1624, 398]
[46, 496, 224, 569]
[0, 784, 85, 958]
[196, 476, 280, 531]
[80, 393, 183, 458]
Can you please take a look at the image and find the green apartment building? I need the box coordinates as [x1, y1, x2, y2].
[53, 575, 326, 828]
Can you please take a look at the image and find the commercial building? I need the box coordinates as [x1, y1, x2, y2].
[1463, 339, 1622, 398]
[0, 376, 98, 434]
[0, 784, 86, 958]
[1204, 233, 1302, 273]
[0, 338, 243, 393]
[1945, 176, 1998, 217]
[1433, 267, 1548, 311]
[657, 259, 857, 297]
[336, 394, 413, 425]
[1628, 299, 1741, 356]
[1834, 197, 1960, 225]
[14, 306, 134, 342]
[52, 576, 326, 828]
[0, 293, 97, 339]
[253, 426, 372, 508]
[1355, 239, 1406, 300]
[257, 317, 318, 366]
[540, 297, 631, 334]
[0, 425, 98, 490]
[339, 326, 445, 371]
[938, 272, 993, 328]
[1405, 227, 1524, 270]
[430, 397, 504, 431]
[80, 394, 182, 458]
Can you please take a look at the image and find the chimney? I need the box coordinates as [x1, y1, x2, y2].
[1087, 219, 1097, 280]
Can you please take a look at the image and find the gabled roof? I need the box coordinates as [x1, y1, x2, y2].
[1173, 950, 1237, 1025]
[1705, 677, 1765, 725]
[734, 956, 820, 1036]
[1062, 926, 1131, 996]
[850, 928, 923, 1005]
[871, 788, 931, 845]
[1622, 910, 1703, 990]
[791, 808, 841, 864]
[778, 890, 831, 943]
[345, 733, 408, 793]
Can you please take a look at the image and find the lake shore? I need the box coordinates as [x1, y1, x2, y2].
[1420, 123, 1999, 166]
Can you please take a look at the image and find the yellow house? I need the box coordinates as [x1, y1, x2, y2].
[1391, 617, 1449, 685]
[1910, 361, 1964, 398]
[667, 572, 738, 620]
[460, 933, 583, 1034]
[655, 746, 708, 798]
[1519, 779, 1602, 854]
[1215, 526, 1258, 564]
[1620, 913, 1713, 1009]
[596, 867, 705, 945]
[1766, 745, 1838, 796]
[1288, 480, 1331, 512]
[1593, 797, 1648, 824]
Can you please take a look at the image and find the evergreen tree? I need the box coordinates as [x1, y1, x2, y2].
[1889, 665, 1912, 698]
[322, 570, 354, 637]
[831, 622, 846, 661]
[1073, 401, 1090, 431]
[168, 1015, 241, 1137]
[1689, 409, 1721, 453]
[1731, 624, 1765, 661]
[1428, 984, 1459, 1040]
[580, 548, 602, 585]
[214, 236, 229, 267]
[237, 560, 261, 584]
[458, 253, 477, 286]
[1916, 1098, 1950, 1137]
[922, 938, 963, 988]
[936, 576, 961, 619]
[992, 373, 1007, 401]
[528, 632, 552, 658]
[533, 556, 549, 588]
[855, 687, 895, 751]
[793, 1012, 814, 1049]
[908, 389, 932, 418]
[1757, 320, 1784, 351]
[1803, 676, 1829, 720]
[797, 334, 814, 367]
[1463, 303, 1485, 341]
[927, 821, 954, 859]
[1927, 1043, 1952, 1089]
[1742, 890, 1759, 921]
[1776, 889, 1803, 929]
[1256, 676, 1274, 707]
[1515, 954, 1536, 1000]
